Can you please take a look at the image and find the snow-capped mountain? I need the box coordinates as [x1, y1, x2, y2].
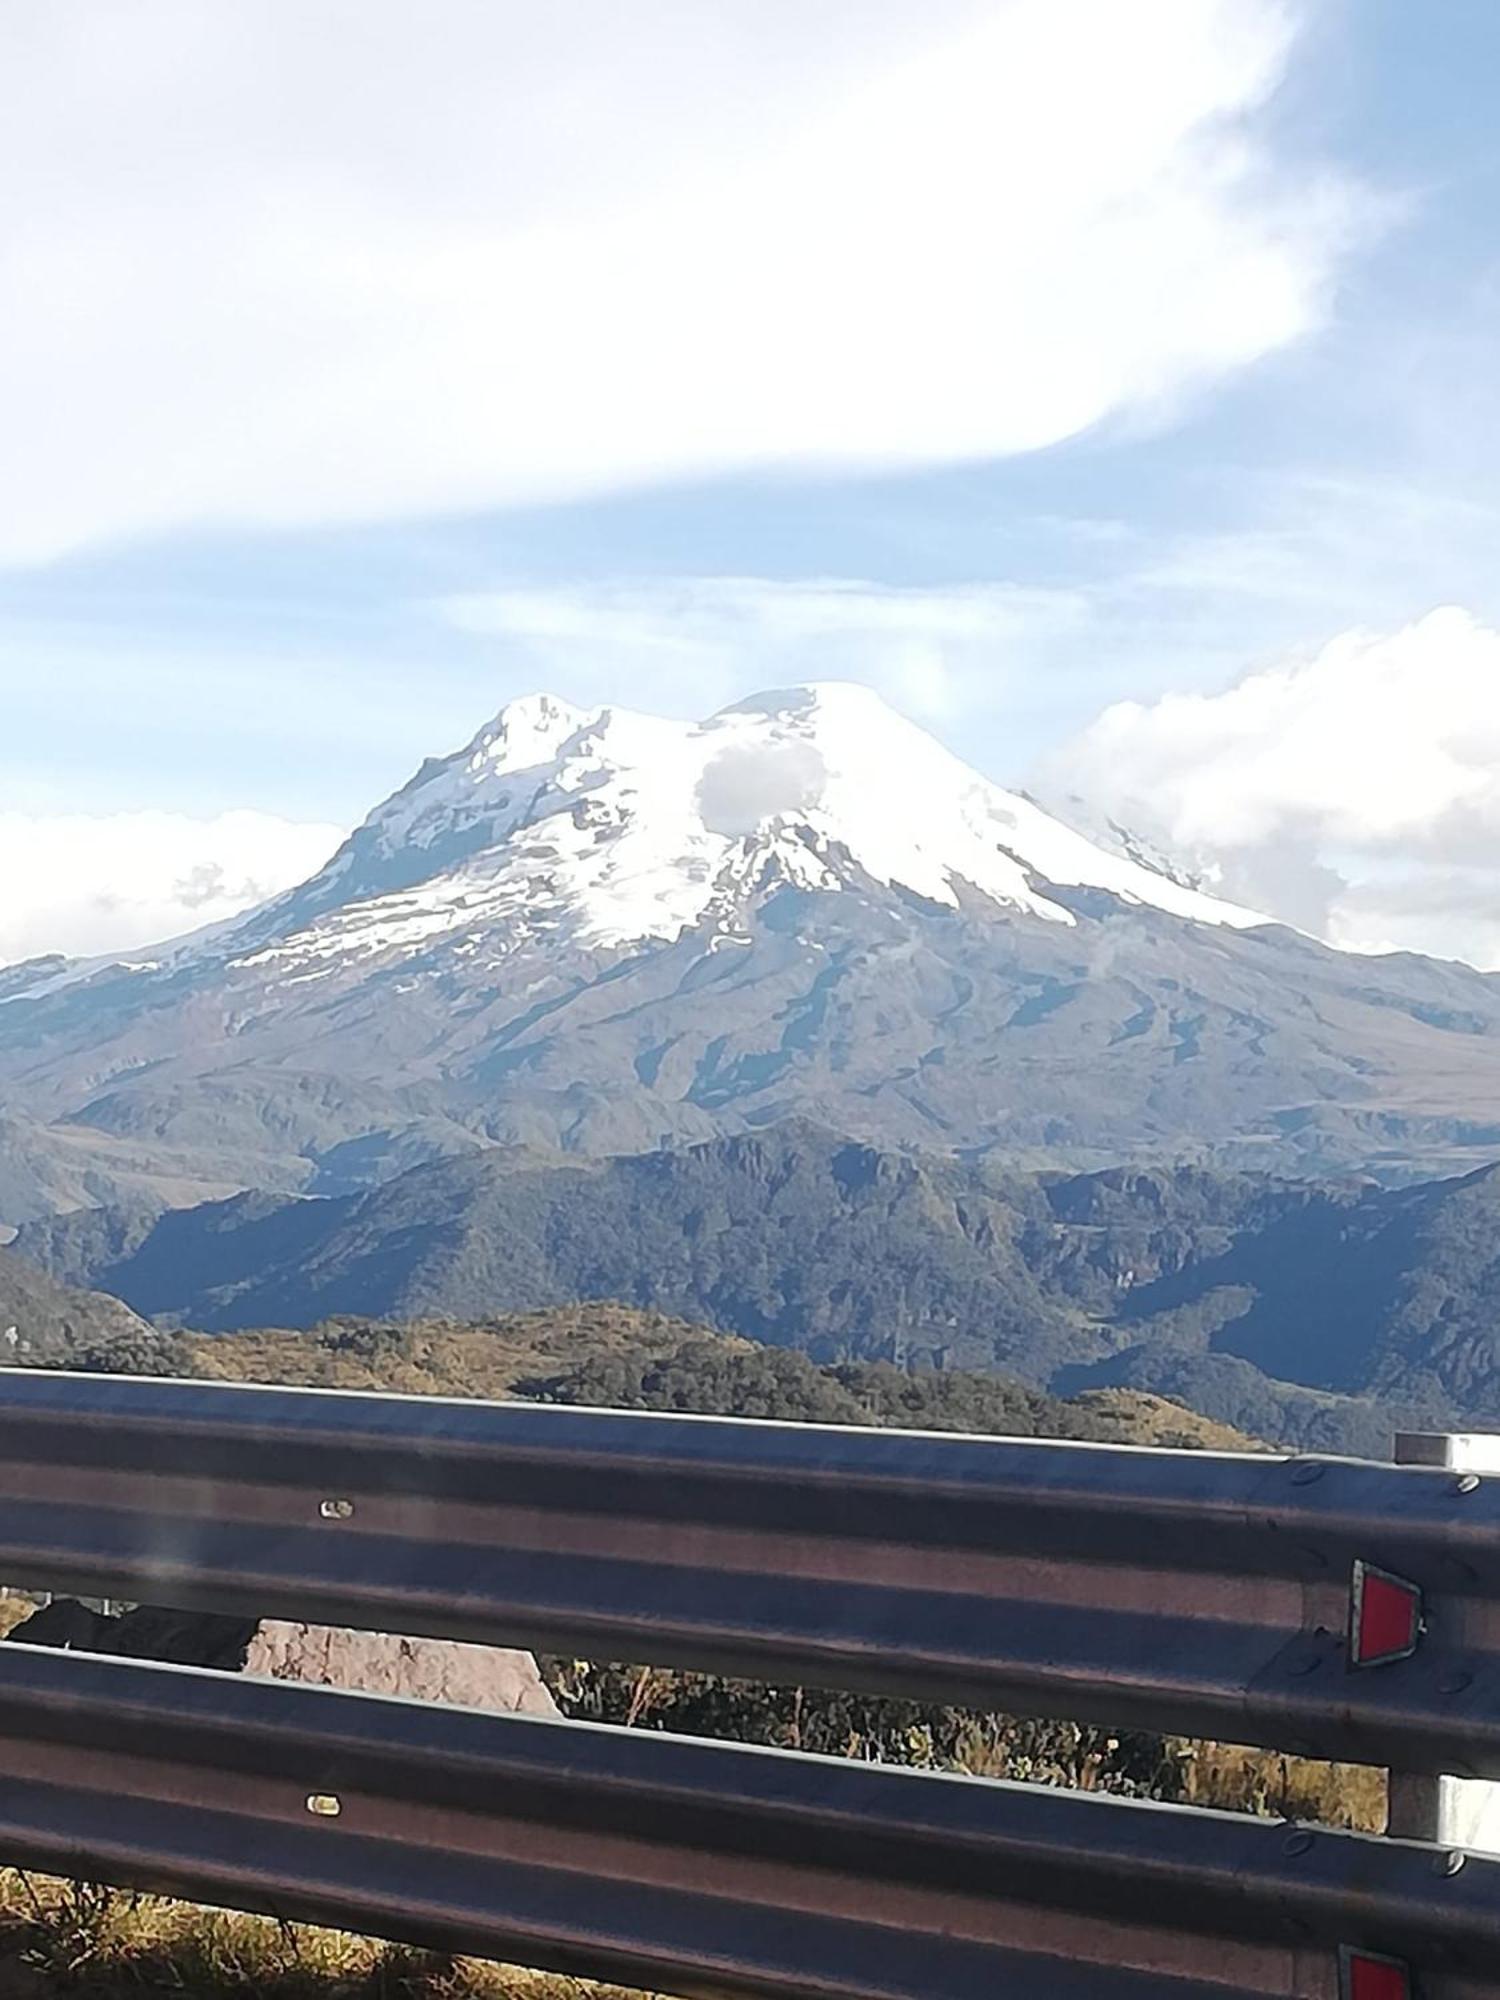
[223, 683, 1261, 978]
[3, 684, 1499, 1223]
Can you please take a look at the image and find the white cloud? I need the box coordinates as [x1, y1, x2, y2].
[0, 811, 343, 964]
[440, 574, 1088, 722]
[1, 0, 1367, 563]
[1047, 607, 1500, 968]
[697, 741, 829, 838]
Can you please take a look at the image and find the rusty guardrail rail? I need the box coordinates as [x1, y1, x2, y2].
[2, 1638, 1497, 2000]
[1, 1369, 1498, 1775]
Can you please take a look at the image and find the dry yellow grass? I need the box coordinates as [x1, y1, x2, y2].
[0, 1872, 665, 2000]
[1174, 1740, 1387, 1832]
[1062, 1388, 1266, 1453]
[939, 1714, 1384, 1831]
[180, 1310, 733, 1403]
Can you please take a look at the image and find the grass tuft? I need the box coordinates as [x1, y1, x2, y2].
[0, 1873, 663, 2000]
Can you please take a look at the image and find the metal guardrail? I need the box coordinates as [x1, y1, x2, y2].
[2, 1638, 1498, 2000]
[2, 1370, 1500, 1774]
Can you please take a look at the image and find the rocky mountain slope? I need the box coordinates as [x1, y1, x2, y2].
[4, 685, 1500, 1221]
[0, 1242, 154, 1368]
[24, 1126, 1500, 1452]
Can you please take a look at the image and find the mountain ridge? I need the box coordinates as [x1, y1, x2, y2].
[23, 1125, 1500, 1454]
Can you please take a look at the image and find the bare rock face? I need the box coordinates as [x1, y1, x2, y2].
[5, 1600, 557, 1718]
[242, 1619, 558, 1716]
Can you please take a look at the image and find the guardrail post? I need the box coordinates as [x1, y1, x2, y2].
[1387, 1430, 1500, 1854]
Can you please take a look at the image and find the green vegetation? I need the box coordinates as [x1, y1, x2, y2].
[171, 1309, 1261, 1451]
[518, 1333, 1258, 1448]
[24, 1127, 1498, 1451]
[542, 1659, 1383, 1832]
[180, 1307, 717, 1401]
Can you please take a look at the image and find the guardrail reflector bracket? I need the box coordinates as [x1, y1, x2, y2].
[1350, 1561, 1424, 1668]
[1340, 1947, 1412, 2000]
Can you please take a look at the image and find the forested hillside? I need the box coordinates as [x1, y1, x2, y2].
[25, 1126, 1500, 1453]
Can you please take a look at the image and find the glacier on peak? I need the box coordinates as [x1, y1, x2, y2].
[221, 682, 1266, 973]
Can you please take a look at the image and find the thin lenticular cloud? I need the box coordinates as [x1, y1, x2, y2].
[439, 576, 1088, 722]
[1, 0, 1368, 564]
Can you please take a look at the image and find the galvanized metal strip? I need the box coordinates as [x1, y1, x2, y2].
[3, 1371, 1500, 1773]
[5, 1371, 1499, 1584]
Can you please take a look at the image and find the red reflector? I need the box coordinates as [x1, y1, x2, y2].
[1350, 1561, 1423, 1668]
[1340, 1947, 1412, 2000]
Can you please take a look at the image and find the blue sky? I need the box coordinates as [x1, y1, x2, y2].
[3, 0, 1499, 966]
